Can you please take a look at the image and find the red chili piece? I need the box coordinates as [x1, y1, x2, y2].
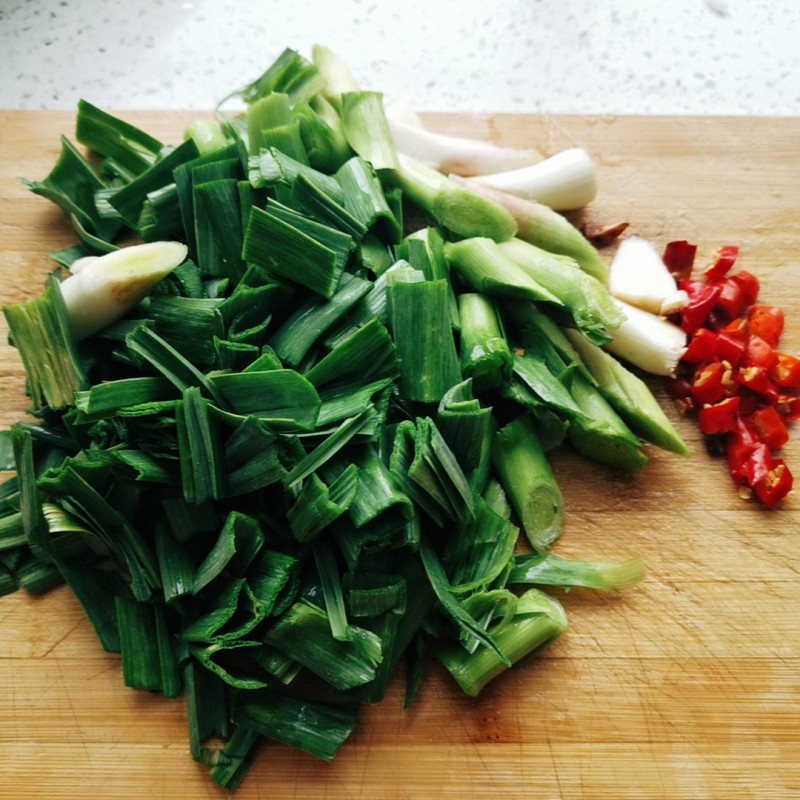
[747, 305, 784, 348]
[703, 245, 739, 280]
[753, 460, 793, 508]
[748, 405, 789, 450]
[715, 331, 746, 365]
[728, 270, 760, 307]
[698, 396, 741, 435]
[683, 328, 718, 364]
[662, 240, 697, 282]
[667, 241, 796, 508]
[743, 336, 778, 371]
[777, 394, 800, 423]
[770, 353, 800, 390]
[690, 361, 728, 405]
[709, 276, 748, 319]
[738, 365, 779, 403]
[678, 280, 722, 334]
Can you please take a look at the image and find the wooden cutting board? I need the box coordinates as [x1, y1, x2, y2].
[0, 111, 798, 799]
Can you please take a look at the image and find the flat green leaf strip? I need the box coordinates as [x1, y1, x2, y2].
[268, 273, 372, 367]
[211, 370, 321, 431]
[74, 376, 178, 418]
[388, 275, 461, 404]
[242, 205, 341, 299]
[232, 686, 358, 762]
[264, 599, 383, 691]
[76, 99, 163, 176]
[193, 511, 264, 593]
[418, 536, 509, 667]
[21, 135, 121, 243]
[3, 274, 88, 412]
[108, 138, 200, 228]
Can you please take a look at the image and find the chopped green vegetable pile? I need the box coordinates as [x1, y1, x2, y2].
[0, 46, 686, 790]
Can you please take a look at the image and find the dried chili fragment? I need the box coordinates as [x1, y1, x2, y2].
[580, 220, 629, 247]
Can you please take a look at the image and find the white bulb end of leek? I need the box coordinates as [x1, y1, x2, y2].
[58, 241, 188, 341]
[386, 117, 542, 177]
[605, 298, 687, 377]
[68, 255, 100, 275]
[383, 99, 425, 129]
[470, 147, 597, 210]
[608, 235, 688, 316]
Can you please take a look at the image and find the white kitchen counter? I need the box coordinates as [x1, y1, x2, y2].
[1, 0, 798, 114]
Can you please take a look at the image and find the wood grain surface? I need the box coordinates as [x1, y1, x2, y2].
[0, 111, 798, 799]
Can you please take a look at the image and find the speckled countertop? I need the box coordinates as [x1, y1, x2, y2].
[1, 0, 799, 114]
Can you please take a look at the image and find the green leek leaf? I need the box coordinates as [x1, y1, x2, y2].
[509, 552, 647, 592]
[264, 598, 382, 691]
[231, 686, 358, 762]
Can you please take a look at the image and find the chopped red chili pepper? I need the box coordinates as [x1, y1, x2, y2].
[721, 316, 748, 341]
[662, 240, 697, 281]
[698, 396, 741, 435]
[738, 365, 779, 403]
[715, 331, 746, 365]
[683, 328, 718, 363]
[748, 405, 789, 450]
[690, 361, 727, 405]
[743, 335, 778, 371]
[752, 459, 793, 508]
[769, 352, 800, 390]
[776, 394, 800, 423]
[710, 276, 747, 319]
[747, 305, 784, 348]
[668, 242, 796, 508]
[726, 415, 765, 483]
[678, 280, 722, 334]
[742, 443, 775, 486]
[703, 245, 739, 281]
[728, 270, 760, 307]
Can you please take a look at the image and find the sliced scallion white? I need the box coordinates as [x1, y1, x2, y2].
[468, 147, 597, 211]
[67, 254, 99, 275]
[383, 98, 425, 128]
[386, 117, 541, 177]
[605, 298, 687, 376]
[58, 241, 187, 341]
